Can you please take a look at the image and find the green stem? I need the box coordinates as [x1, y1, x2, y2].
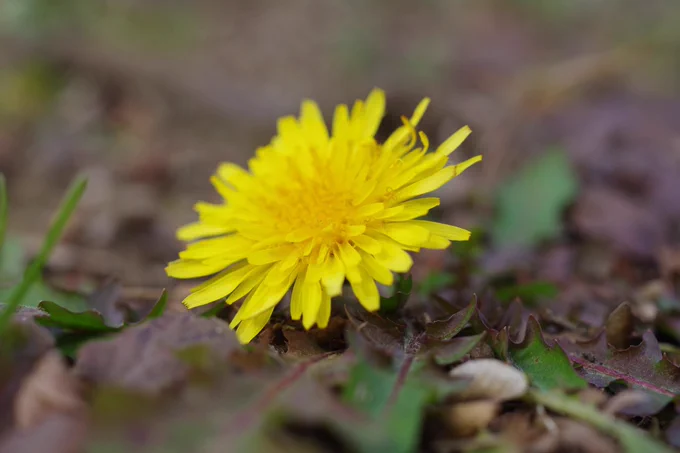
[0, 176, 87, 334]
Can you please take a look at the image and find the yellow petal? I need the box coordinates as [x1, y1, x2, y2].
[382, 222, 430, 246]
[394, 166, 457, 202]
[435, 125, 471, 157]
[316, 289, 332, 329]
[182, 264, 258, 308]
[349, 267, 380, 311]
[236, 269, 296, 319]
[410, 97, 430, 126]
[421, 235, 451, 250]
[332, 104, 349, 137]
[451, 155, 483, 177]
[362, 88, 386, 138]
[290, 272, 305, 320]
[247, 245, 297, 265]
[409, 220, 471, 241]
[355, 202, 384, 218]
[383, 198, 440, 222]
[226, 265, 270, 304]
[235, 306, 275, 344]
[300, 100, 329, 144]
[337, 242, 361, 267]
[177, 223, 231, 242]
[371, 236, 413, 273]
[359, 252, 394, 286]
[179, 235, 252, 260]
[321, 254, 345, 297]
[165, 259, 225, 279]
[302, 280, 322, 330]
[351, 234, 382, 255]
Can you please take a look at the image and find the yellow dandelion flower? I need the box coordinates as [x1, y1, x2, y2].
[166, 89, 482, 344]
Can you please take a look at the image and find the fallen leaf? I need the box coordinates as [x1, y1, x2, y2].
[0, 319, 54, 434]
[602, 389, 670, 417]
[75, 312, 240, 394]
[14, 350, 84, 428]
[559, 330, 680, 402]
[492, 148, 578, 248]
[506, 317, 587, 391]
[425, 297, 477, 341]
[605, 302, 636, 350]
[431, 333, 486, 366]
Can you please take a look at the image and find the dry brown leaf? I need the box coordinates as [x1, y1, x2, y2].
[551, 418, 618, 453]
[14, 351, 85, 429]
[605, 303, 635, 349]
[0, 320, 54, 434]
[75, 312, 240, 394]
[602, 389, 666, 417]
[450, 359, 528, 401]
[0, 414, 86, 453]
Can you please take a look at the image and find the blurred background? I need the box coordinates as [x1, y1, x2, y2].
[2, 0, 680, 323]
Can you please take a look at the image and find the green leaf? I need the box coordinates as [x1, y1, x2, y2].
[379, 273, 412, 314]
[492, 148, 578, 247]
[34, 288, 168, 356]
[431, 333, 486, 366]
[507, 317, 586, 391]
[147, 290, 168, 320]
[417, 272, 455, 296]
[530, 390, 674, 453]
[494, 281, 558, 304]
[35, 301, 119, 332]
[425, 297, 477, 341]
[342, 340, 466, 453]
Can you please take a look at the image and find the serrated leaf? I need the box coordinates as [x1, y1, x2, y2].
[492, 148, 578, 247]
[343, 333, 467, 453]
[507, 317, 587, 391]
[559, 330, 680, 400]
[425, 297, 477, 341]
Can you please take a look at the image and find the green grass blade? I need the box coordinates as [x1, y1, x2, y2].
[0, 175, 87, 335]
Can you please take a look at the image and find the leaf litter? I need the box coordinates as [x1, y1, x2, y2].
[5, 7, 680, 450]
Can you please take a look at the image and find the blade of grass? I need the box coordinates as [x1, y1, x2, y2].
[0, 175, 87, 335]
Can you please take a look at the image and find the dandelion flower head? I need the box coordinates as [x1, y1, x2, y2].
[166, 89, 482, 344]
